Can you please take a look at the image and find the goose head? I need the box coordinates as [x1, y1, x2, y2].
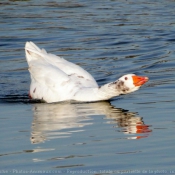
[116, 74, 149, 94]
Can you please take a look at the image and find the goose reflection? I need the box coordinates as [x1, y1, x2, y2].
[31, 101, 151, 144]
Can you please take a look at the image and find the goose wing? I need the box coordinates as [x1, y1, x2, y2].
[25, 42, 98, 88]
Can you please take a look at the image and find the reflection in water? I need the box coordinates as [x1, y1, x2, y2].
[31, 102, 151, 144]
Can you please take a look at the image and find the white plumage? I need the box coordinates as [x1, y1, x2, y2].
[25, 42, 148, 103]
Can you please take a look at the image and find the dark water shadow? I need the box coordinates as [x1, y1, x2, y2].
[0, 94, 42, 104]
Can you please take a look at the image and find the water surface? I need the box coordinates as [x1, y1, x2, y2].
[0, 0, 175, 174]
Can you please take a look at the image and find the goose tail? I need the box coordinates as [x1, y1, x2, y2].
[25, 41, 47, 63]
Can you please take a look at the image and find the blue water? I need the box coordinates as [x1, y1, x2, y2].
[0, 0, 175, 174]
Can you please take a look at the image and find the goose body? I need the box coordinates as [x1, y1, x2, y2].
[25, 42, 148, 103]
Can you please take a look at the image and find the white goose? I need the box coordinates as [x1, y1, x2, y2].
[25, 42, 149, 103]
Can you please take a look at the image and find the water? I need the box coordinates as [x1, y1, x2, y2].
[0, 0, 175, 174]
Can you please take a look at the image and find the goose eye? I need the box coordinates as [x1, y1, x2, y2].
[125, 77, 128, 80]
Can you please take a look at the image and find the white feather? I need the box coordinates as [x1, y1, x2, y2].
[25, 42, 148, 103]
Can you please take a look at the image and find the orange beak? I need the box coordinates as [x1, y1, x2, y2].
[132, 75, 149, 86]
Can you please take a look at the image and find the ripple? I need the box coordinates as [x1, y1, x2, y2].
[0, 94, 42, 104]
[1, 0, 175, 172]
